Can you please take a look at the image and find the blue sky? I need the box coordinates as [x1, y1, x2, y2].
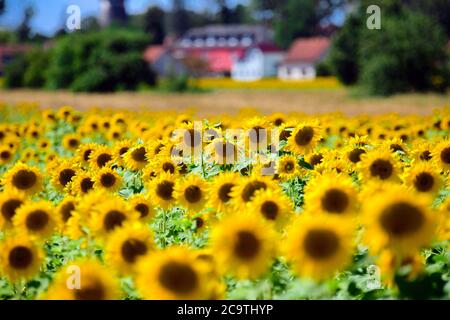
[0, 0, 344, 37]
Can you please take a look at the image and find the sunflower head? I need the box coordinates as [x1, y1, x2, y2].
[13, 201, 59, 240]
[0, 189, 26, 229]
[147, 171, 177, 210]
[286, 121, 323, 155]
[123, 145, 149, 171]
[174, 174, 207, 214]
[2, 163, 43, 195]
[94, 167, 123, 192]
[359, 148, 401, 183]
[207, 172, 239, 214]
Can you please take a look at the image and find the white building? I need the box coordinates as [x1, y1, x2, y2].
[231, 43, 284, 81]
[278, 37, 330, 80]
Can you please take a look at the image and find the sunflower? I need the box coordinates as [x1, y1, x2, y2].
[56, 105, 75, 120]
[207, 172, 239, 214]
[1, 163, 43, 195]
[305, 151, 324, 168]
[0, 144, 14, 164]
[248, 189, 293, 230]
[57, 196, 77, 225]
[286, 121, 323, 155]
[403, 162, 443, 194]
[411, 140, 433, 163]
[230, 175, 277, 210]
[205, 137, 239, 165]
[62, 133, 82, 152]
[210, 214, 277, 279]
[363, 185, 436, 255]
[284, 214, 354, 281]
[0, 189, 26, 230]
[146, 171, 177, 210]
[112, 139, 133, 167]
[382, 137, 408, 155]
[359, 148, 402, 183]
[174, 174, 208, 214]
[276, 154, 302, 180]
[128, 194, 155, 223]
[68, 170, 95, 195]
[123, 145, 149, 171]
[89, 196, 139, 239]
[377, 249, 424, 287]
[304, 172, 357, 216]
[51, 160, 78, 192]
[89, 145, 114, 170]
[150, 155, 180, 176]
[75, 142, 99, 167]
[94, 167, 122, 192]
[0, 235, 44, 282]
[105, 223, 154, 275]
[431, 140, 450, 171]
[44, 260, 121, 300]
[136, 246, 210, 300]
[13, 201, 59, 240]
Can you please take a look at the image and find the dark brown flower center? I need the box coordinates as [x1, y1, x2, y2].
[184, 185, 202, 203]
[241, 180, 267, 202]
[321, 188, 349, 214]
[218, 183, 234, 203]
[234, 231, 260, 260]
[131, 147, 147, 163]
[135, 203, 149, 218]
[158, 261, 198, 294]
[303, 229, 340, 260]
[1, 199, 22, 222]
[100, 173, 116, 188]
[261, 201, 279, 220]
[390, 144, 404, 153]
[0, 150, 11, 160]
[294, 126, 314, 146]
[419, 150, 432, 161]
[119, 147, 129, 156]
[413, 172, 434, 192]
[103, 210, 126, 231]
[156, 181, 174, 201]
[380, 202, 425, 237]
[9, 246, 33, 269]
[74, 282, 105, 300]
[283, 161, 295, 172]
[162, 162, 175, 174]
[440, 147, 450, 164]
[121, 238, 148, 263]
[369, 159, 393, 180]
[12, 169, 37, 190]
[58, 168, 76, 187]
[60, 201, 75, 222]
[68, 139, 79, 148]
[348, 148, 366, 163]
[96, 153, 112, 168]
[83, 149, 93, 161]
[309, 154, 323, 167]
[25, 210, 49, 231]
[80, 177, 94, 193]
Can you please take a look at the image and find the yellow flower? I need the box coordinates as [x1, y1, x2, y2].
[62, 133, 82, 152]
[44, 260, 121, 300]
[432, 140, 450, 171]
[174, 174, 208, 214]
[128, 193, 155, 223]
[0, 144, 14, 164]
[136, 246, 211, 300]
[0, 189, 26, 230]
[51, 160, 78, 191]
[146, 171, 177, 210]
[0, 235, 44, 282]
[359, 147, 402, 183]
[105, 223, 154, 275]
[210, 214, 277, 279]
[89, 145, 114, 170]
[286, 121, 323, 155]
[94, 167, 123, 192]
[207, 172, 239, 214]
[230, 175, 277, 210]
[123, 145, 149, 171]
[1, 163, 43, 195]
[403, 161, 443, 194]
[284, 214, 354, 281]
[13, 201, 59, 241]
[304, 172, 358, 216]
[68, 170, 95, 195]
[276, 154, 302, 180]
[363, 185, 436, 255]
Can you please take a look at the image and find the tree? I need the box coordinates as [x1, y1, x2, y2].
[17, 6, 34, 42]
[141, 6, 166, 44]
[170, 0, 189, 37]
[0, 0, 5, 15]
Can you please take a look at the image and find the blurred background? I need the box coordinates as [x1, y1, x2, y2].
[0, 0, 449, 113]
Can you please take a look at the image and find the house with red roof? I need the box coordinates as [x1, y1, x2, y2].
[231, 42, 284, 81]
[278, 37, 331, 80]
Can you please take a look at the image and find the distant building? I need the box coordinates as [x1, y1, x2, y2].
[99, 0, 127, 27]
[173, 24, 274, 76]
[143, 44, 186, 77]
[231, 43, 284, 81]
[0, 45, 31, 75]
[278, 37, 330, 80]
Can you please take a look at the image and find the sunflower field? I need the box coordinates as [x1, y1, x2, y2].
[0, 102, 449, 300]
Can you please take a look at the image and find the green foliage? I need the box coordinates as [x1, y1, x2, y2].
[274, 0, 316, 49]
[3, 55, 27, 88]
[360, 11, 448, 95]
[23, 49, 50, 88]
[329, 2, 449, 95]
[46, 28, 156, 92]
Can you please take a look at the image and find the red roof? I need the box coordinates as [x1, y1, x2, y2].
[143, 45, 165, 63]
[284, 37, 330, 63]
[257, 42, 283, 53]
[176, 47, 246, 73]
